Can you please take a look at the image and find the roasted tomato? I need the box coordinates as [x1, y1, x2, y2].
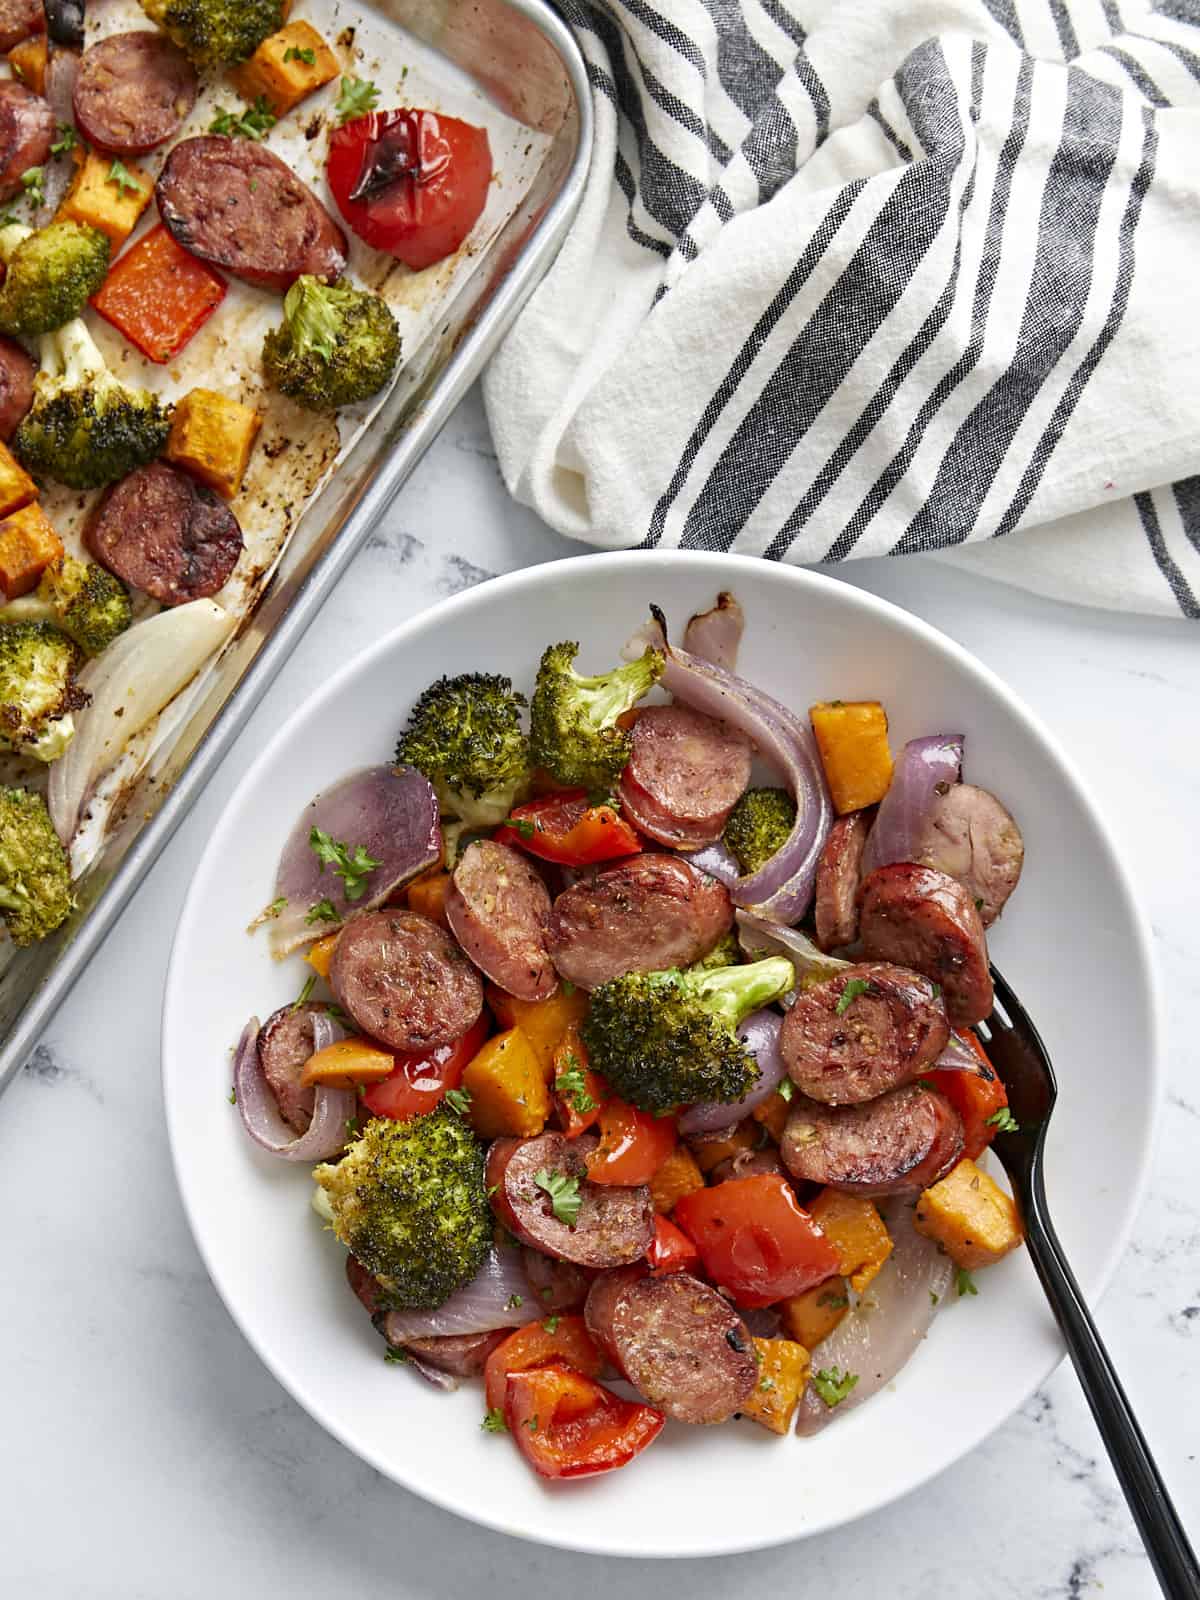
[674, 1174, 841, 1309]
[360, 1013, 489, 1120]
[504, 1362, 665, 1479]
[327, 109, 492, 270]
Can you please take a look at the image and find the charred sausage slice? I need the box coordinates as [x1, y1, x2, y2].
[380, 1327, 507, 1376]
[914, 783, 1024, 927]
[618, 704, 753, 849]
[258, 999, 326, 1132]
[329, 909, 484, 1053]
[0, 0, 43, 53]
[74, 32, 198, 155]
[780, 961, 949, 1105]
[0, 334, 35, 441]
[547, 852, 733, 990]
[814, 808, 872, 951]
[85, 461, 243, 606]
[0, 81, 53, 200]
[521, 1247, 593, 1313]
[445, 838, 555, 1002]
[781, 1084, 964, 1197]
[156, 136, 347, 292]
[487, 1132, 654, 1269]
[859, 861, 993, 1026]
[584, 1269, 757, 1424]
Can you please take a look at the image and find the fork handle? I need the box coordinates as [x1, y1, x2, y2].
[1024, 1165, 1200, 1598]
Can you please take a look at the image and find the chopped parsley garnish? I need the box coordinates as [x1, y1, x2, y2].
[308, 826, 382, 901]
[284, 44, 317, 63]
[502, 815, 535, 840]
[759, 1375, 775, 1392]
[383, 1346, 409, 1364]
[956, 1268, 978, 1298]
[292, 974, 316, 1010]
[20, 166, 44, 207]
[505, 1293, 523, 1310]
[835, 977, 874, 1016]
[305, 897, 340, 925]
[228, 1086, 237, 1104]
[929, 1290, 940, 1305]
[50, 123, 79, 156]
[210, 97, 277, 140]
[481, 1407, 508, 1432]
[974, 896, 984, 911]
[344, 1115, 360, 1138]
[444, 1087, 472, 1116]
[930, 982, 942, 999]
[107, 159, 139, 197]
[777, 1077, 795, 1103]
[486, 1182, 499, 1198]
[985, 1107, 1020, 1134]
[560, 979, 576, 997]
[336, 75, 379, 123]
[324, 1003, 350, 1025]
[812, 1366, 859, 1407]
[817, 1290, 849, 1309]
[542, 1315, 560, 1333]
[533, 1167, 582, 1227]
[523, 1415, 539, 1432]
[555, 1058, 596, 1115]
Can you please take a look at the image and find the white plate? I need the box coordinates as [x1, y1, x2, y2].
[162, 552, 1160, 1558]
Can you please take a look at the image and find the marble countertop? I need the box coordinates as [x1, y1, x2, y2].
[2, 386, 1197, 1598]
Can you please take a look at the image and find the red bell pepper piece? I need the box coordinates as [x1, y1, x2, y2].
[503, 1362, 664, 1479]
[551, 1024, 607, 1138]
[483, 1313, 602, 1412]
[584, 1098, 676, 1186]
[494, 789, 641, 866]
[91, 223, 226, 363]
[360, 1012, 489, 1120]
[675, 1174, 841, 1309]
[646, 1214, 700, 1276]
[926, 1030, 1010, 1161]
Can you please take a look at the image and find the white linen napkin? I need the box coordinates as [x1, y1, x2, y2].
[483, 0, 1200, 617]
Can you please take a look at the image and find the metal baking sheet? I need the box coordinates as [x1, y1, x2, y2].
[0, 0, 591, 1099]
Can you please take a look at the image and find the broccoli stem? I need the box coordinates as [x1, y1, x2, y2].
[572, 654, 662, 730]
[672, 954, 796, 1027]
[39, 315, 108, 387]
[0, 222, 32, 263]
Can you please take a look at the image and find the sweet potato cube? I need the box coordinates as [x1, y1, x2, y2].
[8, 35, 47, 95]
[463, 1026, 549, 1139]
[231, 21, 339, 115]
[0, 503, 63, 598]
[780, 1280, 849, 1348]
[305, 932, 339, 978]
[752, 1088, 791, 1143]
[649, 1144, 705, 1214]
[687, 1120, 757, 1175]
[809, 700, 894, 814]
[406, 868, 451, 928]
[809, 1189, 893, 1292]
[165, 388, 263, 500]
[914, 1158, 1024, 1270]
[0, 443, 37, 521]
[741, 1338, 811, 1434]
[484, 984, 589, 1078]
[57, 149, 153, 250]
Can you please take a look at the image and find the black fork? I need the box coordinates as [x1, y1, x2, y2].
[980, 965, 1199, 1598]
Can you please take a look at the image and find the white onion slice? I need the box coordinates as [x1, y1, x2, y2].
[232, 1018, 355, 1162]
[371, 1246, 542, 1342]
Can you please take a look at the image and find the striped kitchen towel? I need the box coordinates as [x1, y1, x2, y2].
[482, 0, 1200, 617]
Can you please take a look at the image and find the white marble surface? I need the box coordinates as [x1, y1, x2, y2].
[2, 385, 1197, 1598]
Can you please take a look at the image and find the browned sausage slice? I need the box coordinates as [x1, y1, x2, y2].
[521, 1247, 593, 1313]
[445, 838, 555, 1002]
[859, 861, 993, 1026]
[487, 1132, 654, 1269]
[0, 334, 35, 442]
[618, 704, 753, 849]
[781, 1084, 963, 1196]
[74, 32, 198, 154]
[914, 783, 1024, 927]
[814, 808, 872, 952]
[0, 0, 43, 52]
[85, 461, 243, 606]
[584, 1269, 757, 1424]
[257, 999, 325, 1132]
[0, 80, 53, 200]
[547, 852, 733, 990]
[780, 961, 949, 1105]
[382, 1327, 507, 1376]
[329, 909, 484, 1052]
[156, 136, 347, 292]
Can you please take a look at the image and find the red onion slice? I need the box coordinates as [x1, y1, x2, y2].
[310, 1012, 348, 1054]
[934, 1030, 985, 1072]
[397, 1353, 460, 1392]
[683, 592, 745, 671]
[860, 735, 964, 879]
[677, 1009, 786, 1134]
[795, 1196, 954, 1435]
[682, 839, 742, 888]
[735, 910, 851, 995]
[368, 1245, 541, 1342]
[232, 1018, 355, 1161]
[268, 765, 440, 958]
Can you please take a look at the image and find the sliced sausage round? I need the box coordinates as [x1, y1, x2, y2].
[257, 999, 326, 1132]
[0, 334, 35, 442]
[329, 909, 484, 1053]
[0, 80, 53, 200]
[347, 1253, 385, 1316]
[709, 1145, 786, 1184]
[74, 32, 198, 155]
[380, 1327, 507, 1377]
[0, 0, 43, 52]
[521, 1247, 593, 1314]
[85, 461, 244, 606]
[487, 1131, 654, 1269]
[859, 861, 993, 1026]
[547, 852, 733, 990]
[814, 808, 872, 952]
[445, 838, 555, 1002]
[781, 1083, 964, 1197]
[618, 704, 753, 849]
[780, 961, 949, 1106]
[914, 782, 1024, 927]
[156, 136, 348, 292]
[584, 1269, 757, 1424]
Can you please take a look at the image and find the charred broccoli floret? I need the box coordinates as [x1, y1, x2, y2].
[0, 221, 110, 337]
[529, 640, 663, 797]
[582, 954, 795, 1114]
[0, 787, 72, 945]
[13, 316, 170, 489]
[314, 1107, 491, 1308]
[694, 930, 741, 971]
[0, 620, 85, 762]
[139, 0, 283, 66]
[262, 276, 401, 412]
[396, 671, 530, 851]
[723, 786, 797, 875]
[18, 555, 133, 657]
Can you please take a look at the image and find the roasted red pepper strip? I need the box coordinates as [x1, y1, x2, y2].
[360, 1012, 489, 1121]
[494, 789, 641, 866]
[926, 1030, 1010, 1161]
[91, 223, 226, 363]
[585, 1098, 676, 1186]
[504, 1362, 665, 1479]
[675, 1174, 841, 1309]
[646, 1214, 700, 1276]
[483, 1313, 603, 1411]
[551, 1023, 607, 1139]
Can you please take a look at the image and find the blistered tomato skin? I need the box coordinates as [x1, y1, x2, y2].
[327, 109, 492, 271]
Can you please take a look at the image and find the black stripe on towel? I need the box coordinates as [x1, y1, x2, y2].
[1136, 491, 1200, 616]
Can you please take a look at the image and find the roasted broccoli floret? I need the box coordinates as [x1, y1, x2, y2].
[0, 220, 110, 338]
[139, 0, 283, 67]
[13, 316, 170, 489]
[582, 954, 795, 1114]
[723, 786, 797, 875]
[314, 1107, 491, 1309]
[18, 556, 133, 657]
[694, 930, 741, 971]
[529, 640, 663, 797]
[262, 276, 401, 413]
[396, 671, 530, 851]
[0, 787, 72, 945]
[0, 620, 85, 762]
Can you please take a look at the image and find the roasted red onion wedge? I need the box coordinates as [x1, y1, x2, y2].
[677, 1009, 786, 1134]
[860, 735, 964, 879]
[735, 909, 851, 993]
[682, 839, 742, 887]
[366, 1245, 541, 1343]
[683, 591, 745, 671]
[232, 1018, 355, 1161]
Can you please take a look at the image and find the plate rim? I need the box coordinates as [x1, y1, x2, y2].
[161, 550, 1162, 1559]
